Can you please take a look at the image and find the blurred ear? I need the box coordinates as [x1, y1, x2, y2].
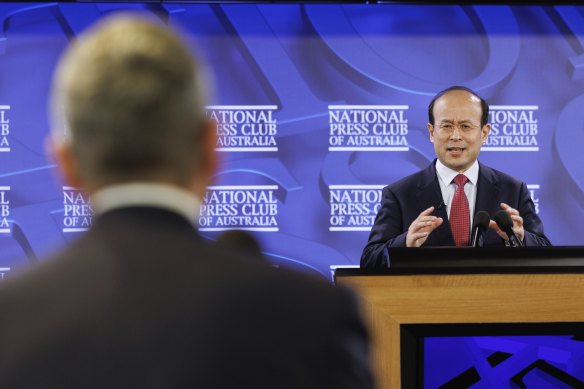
[46, 137, 83, 189]
[481, 123, 491, 144]
[192, 119, 218, 198]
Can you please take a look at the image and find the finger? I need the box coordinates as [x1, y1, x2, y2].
[413, 235, 431, 247]
[409, 224, 427, 235]
[500, 203, 519, 216]
[407, 216, 442, 247]
[415, 220, 442, 239]
[409, 231, 429, 241]
[407, 214, 442, 246]
[418, 216, 439, 224]
[418, 220, 436, 228]
[429, 217, 443, 230]
[419, 216, 443, 229]
[493, 228, 509, 240]
[510, 214, 523, 226]
[489, 224, 503, 235]
[488, 220, 508, 240]
[418, 206, 435, 218]
[407, 231, 430, 247]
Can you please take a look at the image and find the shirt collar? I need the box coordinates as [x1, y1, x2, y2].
[91, 182, 201, 224]
[435, 159, 479, 186]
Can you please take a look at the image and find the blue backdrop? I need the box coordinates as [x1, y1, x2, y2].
[0, 2, 583, 279]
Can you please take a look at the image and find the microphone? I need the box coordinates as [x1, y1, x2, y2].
[436, 201, 446, 210]
[470, 211, 490, 247]
[493, 210, 524, 247]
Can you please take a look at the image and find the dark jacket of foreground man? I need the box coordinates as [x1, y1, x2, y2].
[0, 207, 374, 389]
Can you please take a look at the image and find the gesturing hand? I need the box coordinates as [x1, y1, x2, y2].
[406, 206, 443, 247]
[489, 202, 525, 242]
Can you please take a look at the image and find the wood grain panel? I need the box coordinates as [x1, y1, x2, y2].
[337, 273, 584, 388]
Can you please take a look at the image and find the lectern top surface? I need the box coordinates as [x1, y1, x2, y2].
[336, 246, 584, 278]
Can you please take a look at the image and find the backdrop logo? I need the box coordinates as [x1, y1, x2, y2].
[328, 105, 409, 151]
[329, 185, 384, 231]
[199, 185, 279, 232]
[484, 106, 539, 151]
[0, 105, 10, 152]
[0, 186, 10, 233]
[62, 186, 93, 232]
[206, 105, 278, 152]
[527, 184, 540, 214]
[0, 267, 9, 280]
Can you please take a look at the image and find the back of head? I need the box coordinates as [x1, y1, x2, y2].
[39, 15, 374, 389]
[51, 14, 207, 189]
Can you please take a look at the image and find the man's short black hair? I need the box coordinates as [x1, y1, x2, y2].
[428, 86, 489, 127]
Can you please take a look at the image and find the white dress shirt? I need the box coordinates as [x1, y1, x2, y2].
[435, 159, 479, 227]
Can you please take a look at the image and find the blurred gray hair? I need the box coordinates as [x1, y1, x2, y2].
[51, 14, 208, 187]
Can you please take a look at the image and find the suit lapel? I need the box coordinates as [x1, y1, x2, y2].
[475, 163, 501, 218]
[416, 161, 455, 246]
[475, 163, 503, 245]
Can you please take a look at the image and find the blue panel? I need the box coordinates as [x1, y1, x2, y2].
[0, 3, 582, 280]
[425, 335, 584, 387]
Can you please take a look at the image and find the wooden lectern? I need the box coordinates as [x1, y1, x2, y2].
[335, 247, 584, 388]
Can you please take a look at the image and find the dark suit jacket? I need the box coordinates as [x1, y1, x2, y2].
[0, 207, 373, 388]
[361, 161, 551, 268]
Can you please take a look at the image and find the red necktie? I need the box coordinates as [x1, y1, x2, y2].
[450, 174, 470, 246]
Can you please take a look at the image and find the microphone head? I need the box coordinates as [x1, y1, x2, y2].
[493, 210, 513, 231]
[473, 211, 490, 230]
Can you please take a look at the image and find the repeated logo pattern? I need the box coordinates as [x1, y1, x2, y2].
[0, 3, 580, 384]
[0, 3, 573, 276]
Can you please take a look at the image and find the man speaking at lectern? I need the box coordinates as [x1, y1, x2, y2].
[361, 86, 551, 268]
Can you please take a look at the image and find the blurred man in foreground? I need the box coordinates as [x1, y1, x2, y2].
[0, 15, 373, 388]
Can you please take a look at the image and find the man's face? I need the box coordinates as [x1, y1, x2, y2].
[428, 90, 490, 173]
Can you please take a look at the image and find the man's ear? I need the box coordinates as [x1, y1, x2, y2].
[46, 137, 83, 189]
[428, 123, 435, 143]
[192, 119, 218, 197]
[481, 123, 491, 144]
